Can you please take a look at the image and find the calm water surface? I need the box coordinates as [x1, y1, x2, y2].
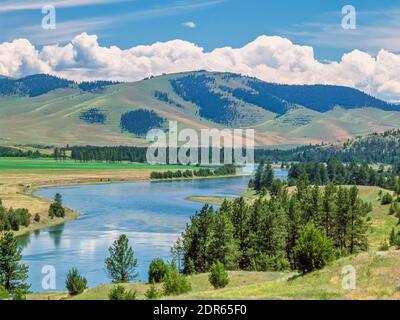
[20, 170, 287, 292]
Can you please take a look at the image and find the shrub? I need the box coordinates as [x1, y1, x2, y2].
[34, 213, 40, 223]
[65, 268, 87, 296]
[108, 285, 137, 300]
[208, 262, 229, 289]
[0, 285, 10, 300]
[381, 193, 393, 205]
[293, 223, 334, 274]
[48, 202, 65, 218]
[379, 239, 390, 251]
[145, 281, 162, 300]
[148, 258, 169, 283]
[389, 228, 400, 249]
[163, 266, 191, 296]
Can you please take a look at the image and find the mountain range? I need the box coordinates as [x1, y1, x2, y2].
[0, 71, 398, 146]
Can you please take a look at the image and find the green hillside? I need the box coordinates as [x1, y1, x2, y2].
[0, 72, 398, 147]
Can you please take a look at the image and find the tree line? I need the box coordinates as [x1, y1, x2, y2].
[150, 165, 236, 180]
[288, 159, 400, 192]
[0, 146, 43, 158]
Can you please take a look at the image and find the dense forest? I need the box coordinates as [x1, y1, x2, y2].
[0, 74, 119, 97]
[180, 177, 371, 274]
[170, 73, 398, 121]
[170, 74, 240, 124]
[120, 109, 166, 136]
[235, 78, 398, 113]
[254, 129, 400, 164]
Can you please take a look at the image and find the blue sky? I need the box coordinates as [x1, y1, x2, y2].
[1, 0, 399, 61]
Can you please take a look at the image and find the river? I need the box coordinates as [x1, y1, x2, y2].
[19, 170, 287, 292]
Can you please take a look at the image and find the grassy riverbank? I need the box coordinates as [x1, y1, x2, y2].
[0, 157, 198, 236]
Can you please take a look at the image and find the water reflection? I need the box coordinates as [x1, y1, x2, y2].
[48, 224, 65, 247]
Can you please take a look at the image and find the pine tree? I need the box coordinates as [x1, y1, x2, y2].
[334, 187, 350, 252]
[253, 161, 264, 192]
[257, 200, 288, 271]
[293, 223, 334, 273]
[0, 232, 30, 297]
[286, 196, 302, 264]
[182, 205, 214, 273]
[322, 183, 337, 238]
[347, 186, 369, 253]
[260, 163, 274, 191]
[230, 198, 251, 269]
[209, 209, 237, 269]
[105, 234, 138, 283]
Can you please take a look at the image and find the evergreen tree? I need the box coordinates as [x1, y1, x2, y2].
[65, 268, 87, 296]
[105, 234, 138, 283]
[209, 207, 237, 269]
[293, 223, 334, 273]
[253, 161, 264, 192]
[347, 186, 369, 253]
[230, 198, 251, 269]
[322, 183, 337, 238]
[182, 205, 214, 273]
[0, 232, 30, 297]
[260, 163, 274, 191]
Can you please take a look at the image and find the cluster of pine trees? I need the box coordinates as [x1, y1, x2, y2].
[180, 178, 371, 274]
[120, 109, 165, 136]
[248, 161, 274, 192]
[0, 200, 31, 231]
[79, 108, 107, 124]
[68, 146, 147, 162]
[288, 159, 400, 191]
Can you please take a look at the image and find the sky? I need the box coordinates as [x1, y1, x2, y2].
[1, 0, 400, 101]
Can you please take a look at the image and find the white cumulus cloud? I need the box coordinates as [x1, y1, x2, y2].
[0, 33, 400, 101]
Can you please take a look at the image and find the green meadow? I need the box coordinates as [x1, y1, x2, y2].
[0, 157, 193, 171]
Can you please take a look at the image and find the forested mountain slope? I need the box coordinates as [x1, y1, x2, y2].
[0, 71, 398, 146]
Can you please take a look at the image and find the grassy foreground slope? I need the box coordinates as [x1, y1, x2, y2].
[28, 185, 400, 300]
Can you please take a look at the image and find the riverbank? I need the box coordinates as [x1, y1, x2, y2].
[0, 158, 248, 236]
[0, 169, 152, 236]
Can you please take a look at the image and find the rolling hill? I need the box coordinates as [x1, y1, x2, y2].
[0, 71, 398, 146]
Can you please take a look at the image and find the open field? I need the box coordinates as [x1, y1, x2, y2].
[0, 157, 192, 171]
[26, 185, 400, 300]
[0, 157, 196, 236]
